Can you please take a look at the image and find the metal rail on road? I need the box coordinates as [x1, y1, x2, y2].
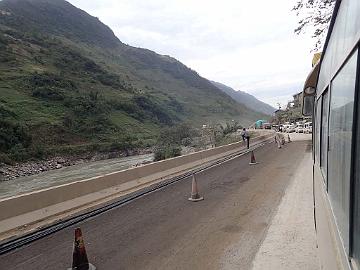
[0, 138, 273, 255]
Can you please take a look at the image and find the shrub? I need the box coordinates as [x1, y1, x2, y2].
[158, 123, 198, 146]
[96, 73, 124, 89]
[154, 145, 181, 161]
[29, 144, 47, 159]
[108, 99, 146, 121]
[32, 87, 64, 100]
[0, 105, 16, 118]
[71, 91, 109, 116]
[0, 120, 31, 152]
[0, 153, 14, 165]
[105, 136, 140, 156]
[181, 137, 192, 147]
[154, 149, 165, 161]
[220, 121, 242, 135]
[27, 73, 76, 90]
[167, 97, 184, 113]
[9, 143, 29, 162]
[134, 95, 173, 125]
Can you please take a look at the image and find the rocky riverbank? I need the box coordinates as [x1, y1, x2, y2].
[0, 149, 152, 181]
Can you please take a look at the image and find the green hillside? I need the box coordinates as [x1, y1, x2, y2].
[0, 0, 266, 163]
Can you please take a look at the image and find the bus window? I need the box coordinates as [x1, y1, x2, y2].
[320, 90, 329, 183]
[353, 64, 360, 266]
[328, 51, 358, 253]
[315, 97, 322, 164]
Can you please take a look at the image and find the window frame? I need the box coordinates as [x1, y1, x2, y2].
[327, 49, 358, 254]
[320, 89, 330, 186]
[315, 96, 323, 166]
[350, 47, 360, 265]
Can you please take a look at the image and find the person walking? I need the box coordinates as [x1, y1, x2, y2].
[241, 128, 250, 149]
[241, 128, 246, 142]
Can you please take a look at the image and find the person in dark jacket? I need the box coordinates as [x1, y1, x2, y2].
[241, 128, 250, 149]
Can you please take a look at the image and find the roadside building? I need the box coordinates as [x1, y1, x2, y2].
[292, 92, 303, 108]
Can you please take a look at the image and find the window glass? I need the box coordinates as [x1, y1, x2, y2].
[353, 60, 360, 265]
[328, 51, 357, 253]
[315, 97, 322, 163]
[353, 87, 360, 267]
[321, 90, 329, 181]
[317, 0, 360, 92]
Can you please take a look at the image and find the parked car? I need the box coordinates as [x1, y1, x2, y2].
[295, 124, 304, 133]
[264, 123, 272, 129]
[281, 124, 289, 132]
[304, 122, 313, 133]
[286, 124, 296, 133]
[272, 124, 279, 131]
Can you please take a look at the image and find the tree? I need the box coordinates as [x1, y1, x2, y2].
[153, 123, 199, 161]
[293, 0, 336, 51]
[157, 123, 198, 147]
[219, 121, 242, 136]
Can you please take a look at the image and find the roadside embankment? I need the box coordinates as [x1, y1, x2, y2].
[0, 148, 152, 181]
[0, 131, 274, 240]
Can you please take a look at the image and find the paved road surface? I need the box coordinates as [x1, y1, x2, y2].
[0, 139, 311, 270]
[251, 138, 318, 270]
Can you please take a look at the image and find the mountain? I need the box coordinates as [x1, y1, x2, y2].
[211, 81, 276, 115]
[0, 0, 120, 48]
[0, 0, 266, 162]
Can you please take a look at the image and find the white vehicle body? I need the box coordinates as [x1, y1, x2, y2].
[303, 0, 360, 268]
[295, 124, 304, 133]
[286, 124, 295, 133]
[304, 122, 312, 133]
[281, 124, 288, 132]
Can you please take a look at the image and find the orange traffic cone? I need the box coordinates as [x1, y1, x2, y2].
[249, 151, 258, 165]
[69, 228, 96, 270]
[188, 174, 204, 202]
[287, 134, 291, 143]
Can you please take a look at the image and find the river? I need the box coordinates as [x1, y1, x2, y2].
[0, 153, 154, 199]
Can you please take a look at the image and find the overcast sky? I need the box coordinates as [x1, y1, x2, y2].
[68, 0, 315, 108]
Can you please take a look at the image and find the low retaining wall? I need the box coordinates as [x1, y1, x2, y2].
[0, 132, 274, 224]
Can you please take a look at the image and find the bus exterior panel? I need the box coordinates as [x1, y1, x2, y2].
[304, 0, 360, 269]
[314, 163, 352, 270]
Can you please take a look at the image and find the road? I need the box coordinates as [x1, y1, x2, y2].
[0, 137, 311, 270]
[252, 134, 318, 270]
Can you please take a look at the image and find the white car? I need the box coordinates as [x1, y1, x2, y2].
[295, 124, 304, 133]
[286, 124, 296, 133]
[304, 122, 313, 133]
[281, 125, 288, 132]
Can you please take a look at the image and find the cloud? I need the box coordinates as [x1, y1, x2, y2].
[68, 0, 315, 107]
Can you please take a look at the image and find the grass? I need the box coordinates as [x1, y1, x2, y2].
[0, 0, 268, 163]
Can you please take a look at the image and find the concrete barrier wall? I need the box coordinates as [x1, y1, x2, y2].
[0, 132, 274, 221]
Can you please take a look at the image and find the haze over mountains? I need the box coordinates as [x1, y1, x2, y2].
[211, 81, 276, 115]
[0, 0, 271, 161]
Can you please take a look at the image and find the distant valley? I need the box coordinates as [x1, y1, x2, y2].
[0, 0, 269, 163]
[211, 81, 276, 115]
